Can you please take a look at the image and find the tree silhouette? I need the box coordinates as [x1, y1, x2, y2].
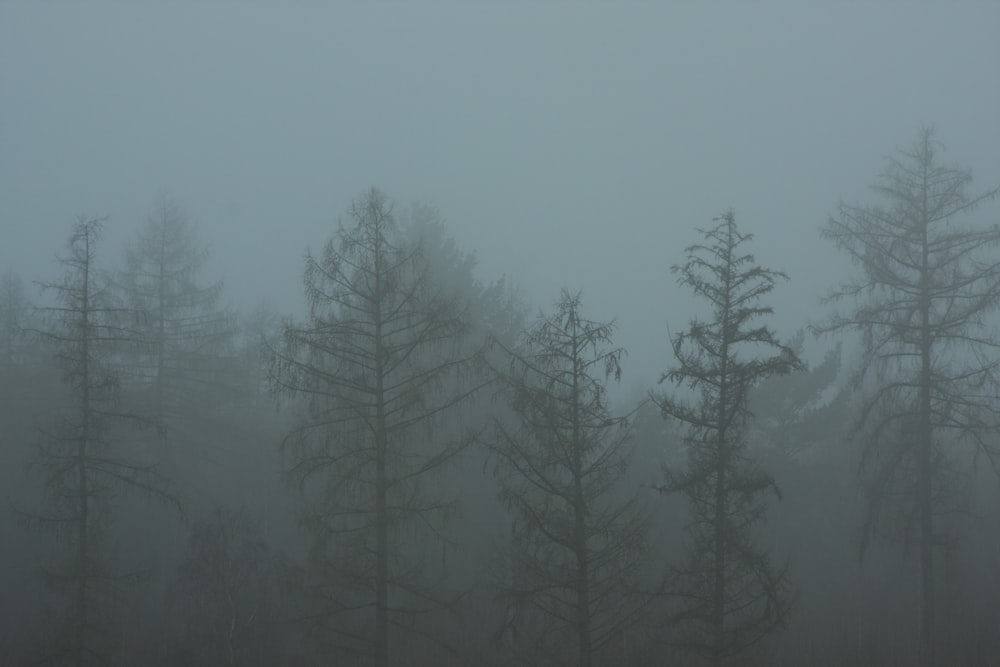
[25, 216, 174, 666]
[489, 289, 649, 667]
[269, 188, 487, 667]
[818, 127, 1000, 665]
[655, 210, 799, 666]
[119, 194, 234, 444]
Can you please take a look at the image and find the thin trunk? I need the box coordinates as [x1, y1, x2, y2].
[74, 229, 92, 667]
[570, 316, 593, 667]
[918, 194, 935, 666]
[712, 445, 726, 667]
[157, 228, 167, 442]
[375, 419, 388, 667]
[711, 221, 734, 667]
[574, 504, 592, 667]
[374, 230, 389, 667]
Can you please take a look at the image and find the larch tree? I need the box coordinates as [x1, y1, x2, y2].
[25, 216, 174, 666]
[269, 188, 487, 667]
[119, 194, 234, 445]
[488, 289, 649, 667]
[818, 127, 1000, 665]
[655, 210, 799, 666]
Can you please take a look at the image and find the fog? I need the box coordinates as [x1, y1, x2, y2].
[4, 4, 997, 385]
[2, 4, 999, 666]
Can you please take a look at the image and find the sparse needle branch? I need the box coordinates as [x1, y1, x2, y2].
[655, 210, 799, 666]
[269, 188, 486, 666]
[118, 194, 236, 441]
[488, 289, 650, 667]
[818, 127, 1000, 666]
[26, 216, 175, 666]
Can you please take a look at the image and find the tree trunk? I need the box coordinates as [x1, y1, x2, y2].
[574, 485, 592, 667]
[918, 192, 935, 667]
[570, 321, 593, 667]
[374, 244, 389, 667]
[712, 446, 726, 667]
[74, 229, 93, 667]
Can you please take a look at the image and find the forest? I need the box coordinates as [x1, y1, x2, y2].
[2, 126, 999, 667]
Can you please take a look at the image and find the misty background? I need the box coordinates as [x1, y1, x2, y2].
[4, 3, 997, 390]
[3, 4, 1000, 667]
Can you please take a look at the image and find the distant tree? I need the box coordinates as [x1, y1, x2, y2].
[119, 194, 234, 443]
[655, 210, 800, 666]
[24, 216, 174, 666]
[235, 302, 282, 408]
[0, 268, 30, 369]
[488, 289, 650, 667]
[747, 331, 843, 459]
[269, 188, 487, 667]
[166, 506, 281, 667]
[817, 127, 1000, 665]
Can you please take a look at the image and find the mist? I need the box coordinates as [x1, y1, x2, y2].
[2, 4, 999, 666]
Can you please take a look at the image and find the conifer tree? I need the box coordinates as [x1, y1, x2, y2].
[656, 211, 799, 666]
[269, 188, 486, 667]
[27, 216, 173, 666]
[490, 290, 649, 667]
[819, 127, 1000, 665]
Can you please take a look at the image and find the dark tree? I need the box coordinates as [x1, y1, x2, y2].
[489, 289, 649, 667]
[25, 216, 173, 666]
[269, 188, 486, 667]
[818, 127, 1000, 665]
[655, 210, 799, 666]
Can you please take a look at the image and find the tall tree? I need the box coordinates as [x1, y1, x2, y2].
[655, 210, 799, 666]
[269, 188, 486, 666]
[25, 216, 173, 666]
[818, 127, 1000, 664]
[489, 290, 649, 667]
[120, 194, 234, 441]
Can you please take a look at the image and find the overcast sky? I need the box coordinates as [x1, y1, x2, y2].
[2, 3, 999, 394]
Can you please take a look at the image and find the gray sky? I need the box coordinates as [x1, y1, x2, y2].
[3, 3, 999, 393]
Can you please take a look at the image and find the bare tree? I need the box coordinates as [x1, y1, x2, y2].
[818, 127, 1000, 665]
[655, 210, 799, 666]
[24, 216, 174, 666]
[488, 289, 650, 667]
[269, 188, 487, 667]
[119, 194, 235, 442]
